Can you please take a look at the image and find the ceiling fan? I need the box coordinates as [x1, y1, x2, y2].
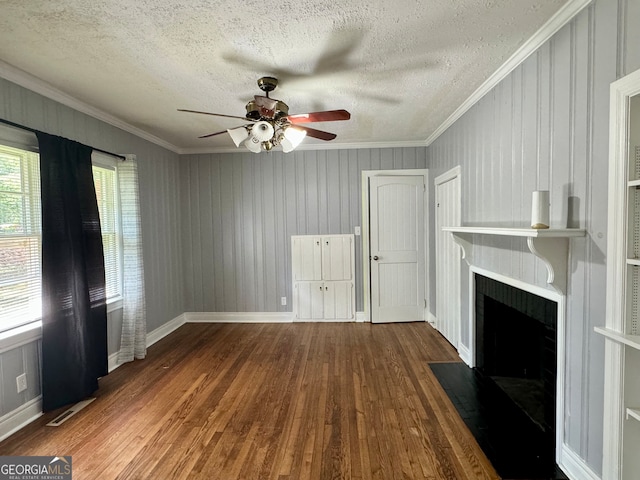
[178, 77, 351, 153]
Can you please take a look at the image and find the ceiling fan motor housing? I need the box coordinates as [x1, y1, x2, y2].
[245, 99, 289, 120]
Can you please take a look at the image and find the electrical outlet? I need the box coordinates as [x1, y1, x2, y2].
[354, 226, 361, 236]
[16, 373, 27, 393]
[281, 296, 287, 306]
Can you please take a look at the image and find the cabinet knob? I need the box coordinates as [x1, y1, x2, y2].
[373, 255, 379, 261]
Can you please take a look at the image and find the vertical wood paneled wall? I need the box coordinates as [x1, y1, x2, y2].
[426, 0, 640, 474]
[0, 78, 184, 421]
[179, 148, 427, 313]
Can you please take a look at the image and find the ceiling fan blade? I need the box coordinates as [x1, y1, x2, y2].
[198, 129, 231, 139]
[198, 123, 254, 139]
[178, 109, 256, 122]
[295, 125, 337, 141]
[286, 109, 351, 124]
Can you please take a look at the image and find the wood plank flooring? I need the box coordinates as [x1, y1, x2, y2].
[0, 323, 500, 480]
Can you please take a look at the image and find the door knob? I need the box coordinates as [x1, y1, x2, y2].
[373, 255, 379, 261]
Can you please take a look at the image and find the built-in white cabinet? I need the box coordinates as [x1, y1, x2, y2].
[292, 235, 355, 321]
[597, 73, 640, 480]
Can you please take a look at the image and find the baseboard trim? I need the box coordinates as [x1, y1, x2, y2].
[108, 352, 120, 373]
[147, 313, 187, 347]
[559, 443, 601, 480]
[185, 312, 294, 323]
[0, 397, 43, 442]
[427, 312, 437, 325]
[458, 343, 472, 367]
[293, 318, 359, 323]
[183, 312, 375, 324]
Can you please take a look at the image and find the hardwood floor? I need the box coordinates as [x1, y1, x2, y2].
[0, 323, 500, 480]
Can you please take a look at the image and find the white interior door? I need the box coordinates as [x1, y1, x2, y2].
[370, 175, 425, 323]
[435, 168, 461, 347]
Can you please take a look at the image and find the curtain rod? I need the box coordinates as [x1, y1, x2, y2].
[0, 117, 126, 160]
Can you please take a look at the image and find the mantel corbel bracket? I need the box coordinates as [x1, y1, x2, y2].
[447, 230, 572, 295]
[449, 232, 473, 266]
[526, 236, 568, 295]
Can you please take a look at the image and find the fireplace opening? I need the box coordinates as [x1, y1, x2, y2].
[479, 296, 553, 431]
[474, 274, 560, 476]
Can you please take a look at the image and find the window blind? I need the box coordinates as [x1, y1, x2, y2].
[0, 145, 41, 332]
[92, 162, 122, 300]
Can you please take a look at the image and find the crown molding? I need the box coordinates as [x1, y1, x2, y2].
[176, 139, 428, 155]
[424, 0, 593, 146]
[0, 60, 181, 154]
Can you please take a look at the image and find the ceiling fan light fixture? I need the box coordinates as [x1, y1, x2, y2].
[245, 136, 262, 153]
[227, 126, 250, 147]
[251, 121, 275, 142]
[281, 126, 307, 152]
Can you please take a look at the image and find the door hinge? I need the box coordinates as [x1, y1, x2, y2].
[424, 299, 427, 308]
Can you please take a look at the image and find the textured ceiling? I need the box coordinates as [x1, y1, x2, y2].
[0, 0, 571, 153]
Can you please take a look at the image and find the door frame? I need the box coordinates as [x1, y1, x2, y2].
[434, 166, 462, 348]
[361, 169, 429, 323]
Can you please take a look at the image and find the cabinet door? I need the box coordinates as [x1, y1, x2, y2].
[292, 236, 322, 281]
[295, 281, 324, 320]
[323, 282, 353, 320]
[321, 236, 353, 281]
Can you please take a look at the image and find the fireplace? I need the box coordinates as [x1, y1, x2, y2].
[474, 273, 559, 474]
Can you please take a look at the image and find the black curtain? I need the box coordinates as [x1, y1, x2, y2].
[37, 132, 108, 412]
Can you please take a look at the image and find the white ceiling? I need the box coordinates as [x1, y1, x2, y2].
[0, 0, 580, 153]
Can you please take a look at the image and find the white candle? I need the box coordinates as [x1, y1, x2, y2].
[531, 190, 550, 229]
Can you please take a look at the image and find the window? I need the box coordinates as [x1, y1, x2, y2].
[92, 154, 123, 301]
[0, 144, 41, 332]
[0, 144, 124, 333]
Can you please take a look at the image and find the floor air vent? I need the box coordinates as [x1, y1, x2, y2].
[46, 398, 96, 427]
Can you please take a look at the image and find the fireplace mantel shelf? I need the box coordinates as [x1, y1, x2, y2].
[441, 226, 585, 237]
[442, 226, 586, 294]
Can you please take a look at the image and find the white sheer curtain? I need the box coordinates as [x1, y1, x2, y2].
[117, 154, 147, 363]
